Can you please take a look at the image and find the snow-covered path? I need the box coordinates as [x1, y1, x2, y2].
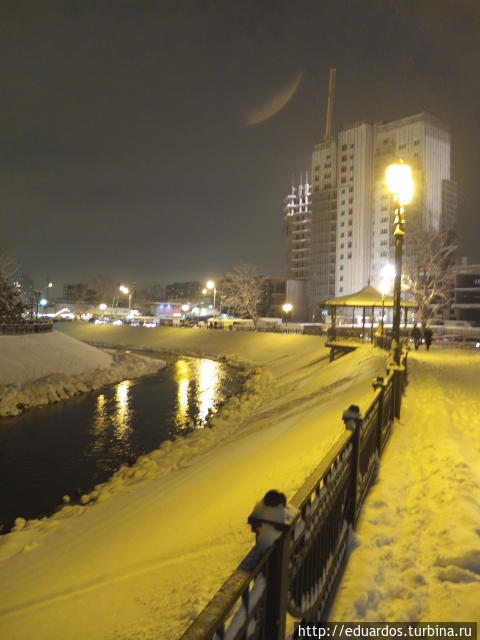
[0, 326, 386, 640]
[331, 348, 480, 622]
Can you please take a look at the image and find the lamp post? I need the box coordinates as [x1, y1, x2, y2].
[119, 285, 132, 311]
[206, 280, 216, 311]
[379, 263, 395, 336]
[385, 162, 414, 364]
[99, 303, 107, 319]
[282, 302, 293, 332]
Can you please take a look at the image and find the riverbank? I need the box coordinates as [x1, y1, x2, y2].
[0, 331, 165, 416]
[0, 324, 387, 640]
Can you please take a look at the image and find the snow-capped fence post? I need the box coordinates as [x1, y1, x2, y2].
[342, 404, 363, 524]
[248, 490, 299, 640]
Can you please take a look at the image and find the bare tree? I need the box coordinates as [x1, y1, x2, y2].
[223, 262, 267, 330]
[0, 248, 26, 321]
[403, 229, 457, 326]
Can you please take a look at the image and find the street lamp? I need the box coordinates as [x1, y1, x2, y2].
[379, 263, 395, 335]
[385, 161, 414, 363]
[99, 303, 107, 319]
[282, 302, 293, 331]
[206, 280, 216, 311]
[119, 285, 132, 311]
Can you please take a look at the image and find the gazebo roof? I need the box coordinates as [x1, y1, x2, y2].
[323, 285, 417, 308]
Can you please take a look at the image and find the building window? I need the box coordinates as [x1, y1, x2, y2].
[348, 252, 352, 259]
[340, 287, 343, 292]
[340, 276, 343, 281]
[342, 144, 347, 150]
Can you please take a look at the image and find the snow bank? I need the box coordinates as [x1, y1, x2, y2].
[0, 325, 387, 640]
[0, 330, 165, 416]
[331, 348, 480, 623]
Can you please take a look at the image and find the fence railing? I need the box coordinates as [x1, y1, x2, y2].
[0, 322, 54, 335]
[181, 349, 408, 640]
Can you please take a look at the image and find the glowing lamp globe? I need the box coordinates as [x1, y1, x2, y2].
[385, 163, 414, 205]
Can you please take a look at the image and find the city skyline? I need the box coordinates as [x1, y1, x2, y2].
[2, 2, 480, 290]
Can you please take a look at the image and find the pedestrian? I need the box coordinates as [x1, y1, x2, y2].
[411, 324, 422, 350]
[423, 326, 433, 351]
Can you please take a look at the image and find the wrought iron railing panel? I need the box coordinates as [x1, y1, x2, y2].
[287, 439, 352, 621]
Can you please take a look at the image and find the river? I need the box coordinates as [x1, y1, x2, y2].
[0, 353, 240, 532]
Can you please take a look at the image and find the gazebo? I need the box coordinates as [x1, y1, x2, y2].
[323, 285, 417, 342]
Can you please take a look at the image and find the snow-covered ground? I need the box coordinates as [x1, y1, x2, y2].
[0, 331, 165, 416]
[0, 324, 387, 640]
[331, 348, 480, 623]
[3, 326, 476, 638]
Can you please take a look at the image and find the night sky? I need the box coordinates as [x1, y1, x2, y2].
[2, 0, 479, 291]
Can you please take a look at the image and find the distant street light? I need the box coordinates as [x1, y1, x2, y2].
[385, 161, 414, 364]
[99, 302, 107, 319]
[206, 280, 216, 311]
[119, 285, 132, 311]
[282, 302, 293, 331]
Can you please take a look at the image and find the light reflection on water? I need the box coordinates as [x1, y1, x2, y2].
[173, 357, 224, 429]
[87, 356, 227, 468]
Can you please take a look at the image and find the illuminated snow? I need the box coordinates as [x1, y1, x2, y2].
[0, 326, 478, 638]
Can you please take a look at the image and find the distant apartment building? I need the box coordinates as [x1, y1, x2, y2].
[285, 112, 457, 320]
[451, 261, 480, 326]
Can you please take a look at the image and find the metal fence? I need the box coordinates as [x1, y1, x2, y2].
[181, 350, 408, 640]
[0, 322, 54, 335]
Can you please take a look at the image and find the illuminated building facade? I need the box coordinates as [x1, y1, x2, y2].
[285, 112, 457, 321]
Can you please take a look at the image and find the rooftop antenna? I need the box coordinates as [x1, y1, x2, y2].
[324, 68, 336, 141]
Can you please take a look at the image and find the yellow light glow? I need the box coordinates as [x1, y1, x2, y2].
[175, 359, 191, 428]
[206, 280, 215, 290]
[197, 359, 220, 425]
[114, 380, 132, 438]
[99, 303, 107, 310]
[119, 285, 129, 295]
[385, 162, 414, 205]
[202, 288, 207, 295]
[282, 303, 293, 313]
[181, 304, 190, 312]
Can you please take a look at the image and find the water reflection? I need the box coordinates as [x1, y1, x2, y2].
[114, 380, 132, 438]
[173, 357, 225, 428]
[87, 356, 228, 473]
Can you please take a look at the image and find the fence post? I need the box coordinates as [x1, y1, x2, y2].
[372, 376, 386, 452]
[263, 534, 290, 640]
[342, 404, 363, 525]
[248, 491, 298, 640]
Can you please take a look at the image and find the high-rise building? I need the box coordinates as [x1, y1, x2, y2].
[284, 176, 311, 320]
[285, 111, 457, 320]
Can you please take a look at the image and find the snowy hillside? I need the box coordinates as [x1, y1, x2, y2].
[0, 330, 165, 416]
[0, 325, 387, 640]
